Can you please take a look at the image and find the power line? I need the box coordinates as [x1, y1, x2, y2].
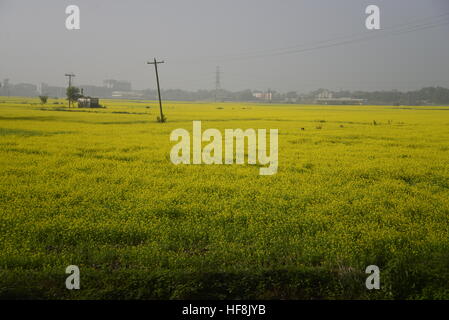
[164, 13, 449, 91]
[137, 12, 449, 92]
[223, 11, 449, 60]
[168, 11, 449, 65]
[213, 17, 449, 62]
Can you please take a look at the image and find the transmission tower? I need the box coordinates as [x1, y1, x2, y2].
[215, 66, 221, 102]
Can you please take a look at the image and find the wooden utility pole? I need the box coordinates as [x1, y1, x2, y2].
[147, 58, 165, 122]
[65, 73, 75, 108]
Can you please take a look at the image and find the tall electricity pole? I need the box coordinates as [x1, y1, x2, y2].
[65, 73, 75, 108]
[215, 66, 221, 102]
[147, 58, 165, 122]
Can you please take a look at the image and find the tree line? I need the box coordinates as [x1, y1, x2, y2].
[329, 87, 449, 105]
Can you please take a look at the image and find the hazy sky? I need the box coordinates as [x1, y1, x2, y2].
[1, 0, 449, 92]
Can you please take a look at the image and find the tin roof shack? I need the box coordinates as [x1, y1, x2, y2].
[77, 97, 101, 108]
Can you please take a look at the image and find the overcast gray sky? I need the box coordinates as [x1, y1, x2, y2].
[1, 0, 448, 92]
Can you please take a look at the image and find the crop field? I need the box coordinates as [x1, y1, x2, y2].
[0, 97, 448, 299]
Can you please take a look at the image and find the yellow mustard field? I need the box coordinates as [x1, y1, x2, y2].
[0, 97, 448, 299]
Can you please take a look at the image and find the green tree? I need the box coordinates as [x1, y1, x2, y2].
[66, 86, 82, 108]
[38, 95, 48, 105]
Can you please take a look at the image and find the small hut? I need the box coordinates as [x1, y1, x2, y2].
[77, 97, 100, 108]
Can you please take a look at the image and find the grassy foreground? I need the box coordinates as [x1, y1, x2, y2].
[0, 97, 448, 299]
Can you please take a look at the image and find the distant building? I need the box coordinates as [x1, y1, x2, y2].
[103, 79, 132, 91]
[111, 91, 145, 99]
[315, 97, 366, 105]
[0, 81, 38, 97]
[252, 90, 272, 101]
[79, 85, 113, 98]
[41, 83, 65, 98]
[317, 90, 333, 99]
[315, 89, 365, 105]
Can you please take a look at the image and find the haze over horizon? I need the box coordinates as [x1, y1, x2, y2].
[1, 0, 449, 93]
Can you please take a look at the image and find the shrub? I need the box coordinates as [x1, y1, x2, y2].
[38, 96, 48, 104]
[156, 115, 167, 123]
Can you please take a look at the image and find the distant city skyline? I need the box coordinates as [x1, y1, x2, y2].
[1, 0, 449, 93]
